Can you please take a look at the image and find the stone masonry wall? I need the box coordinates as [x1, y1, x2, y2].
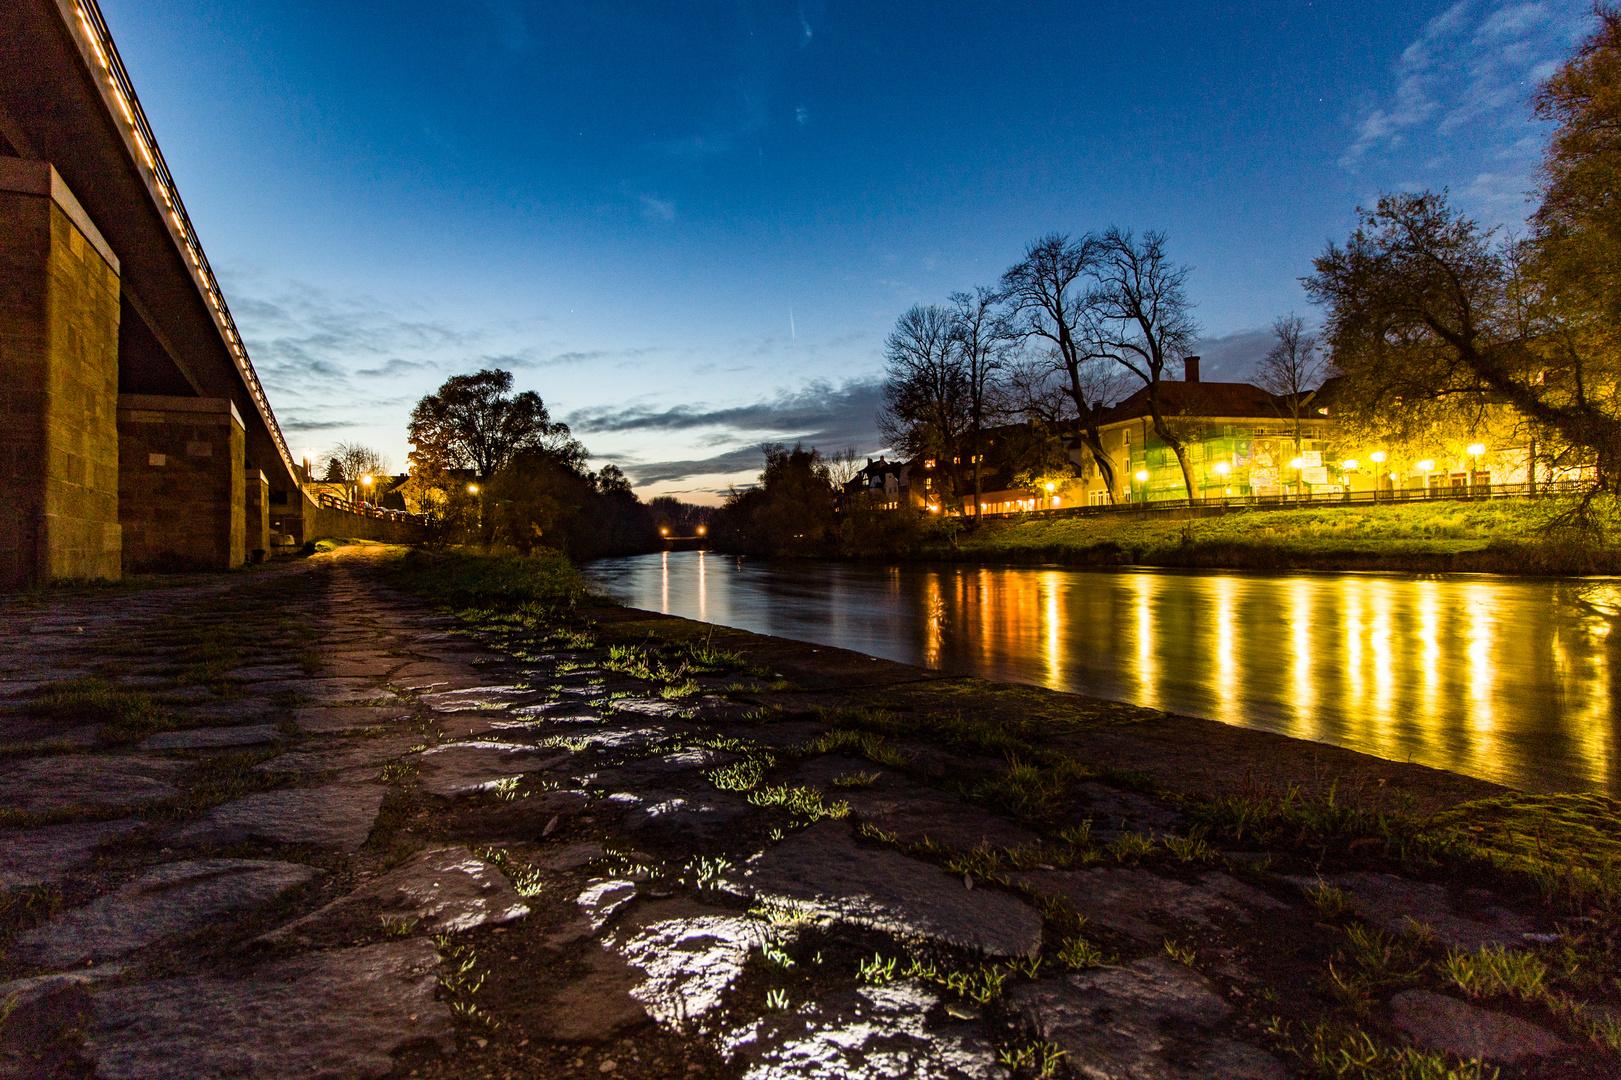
[246, 470, 269, 559]
[117, 397, 245, 571]
[0, 162, 123, 588]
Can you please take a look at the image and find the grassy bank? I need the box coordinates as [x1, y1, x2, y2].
[919, 498, 1621, 575]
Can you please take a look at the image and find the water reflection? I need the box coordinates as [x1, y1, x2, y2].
[583, 552, 1621, 794]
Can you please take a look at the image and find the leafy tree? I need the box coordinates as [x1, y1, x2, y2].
[712, 443, 837, 556]
[1533, 4, 1621, 327]
[407, 369, 581, 479]
[1307, 191, 1621, 494]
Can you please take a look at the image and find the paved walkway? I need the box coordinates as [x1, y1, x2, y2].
[0, 548, 1590, 1079]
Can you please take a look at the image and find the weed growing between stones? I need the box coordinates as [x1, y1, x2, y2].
[1270, 1019, 1498, 1080]
[997, 1038, 1066, 1078]
[0, 885, 62, 961]
[745, 784, 850, 822]
[1161, 938, 1198, 966]
[1445, 945, 1548, 1000]
[1306, 881, 1357, 920]
[24, 676, 172, 745]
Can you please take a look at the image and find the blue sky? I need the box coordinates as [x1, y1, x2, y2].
[100, 0, 1594, 501]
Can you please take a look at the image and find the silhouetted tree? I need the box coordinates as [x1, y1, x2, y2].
[1254, 313, 1328, 459]
[712, 443, 837, 556]
[948, 287, 1015, 523]
[408, 369, 581, 480]
[322, 442, 390, 504]
[1083, 228, 1201, 498]
[1001, 234, 1128, 502]
[878, 305, 968, 508]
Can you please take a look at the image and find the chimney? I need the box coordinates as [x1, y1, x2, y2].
[1183, 355, 1201, 383]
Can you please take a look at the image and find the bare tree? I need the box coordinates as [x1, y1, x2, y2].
[1000, 234, 1126, 502]
[948, 287, 1014, 524]
[878, 305, 968, 508]
[322, 442, 390, 504]
[1083, 228, 1201, 499]
[825, 446, 863, 490]
[1254, 314, 1328, 462]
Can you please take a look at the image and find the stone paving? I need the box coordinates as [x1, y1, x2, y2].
[0, 547, 1600, 1079]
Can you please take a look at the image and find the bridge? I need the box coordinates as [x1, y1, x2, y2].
[0, 0, 418, 588]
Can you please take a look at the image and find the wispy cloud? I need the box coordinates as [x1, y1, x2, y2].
[638, 194, 676, 221]
[1341, 1, 1593, 221]
[574, 377, 888, 487]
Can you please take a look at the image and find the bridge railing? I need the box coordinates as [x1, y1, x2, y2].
[969, 479, 1593, 521]
[315, 492, 429, 525]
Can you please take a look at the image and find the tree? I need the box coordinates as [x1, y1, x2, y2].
[1082, 228, 1201, 498]
[1000, 234, 1127, 502]
[1533, 4, 1621, 327]
[825, 446, 863, 490]
[1306, 190, 1621, 494]
[712, 443, 837, 556]
[407, 369, 580, 480]
[878, 305, 968, 508]
[947, 287, 1014, 524]
[1254, 314, 1329, 464]
[322, 442, 390, 504]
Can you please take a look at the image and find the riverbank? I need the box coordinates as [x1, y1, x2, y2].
[901, 499, 1621, 575]
[3, 546, 1618, 1080]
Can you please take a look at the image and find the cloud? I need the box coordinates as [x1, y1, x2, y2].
[638, 194, 676, 221]
[1188, 326, 1283, 383]
[1340, 1, 1594, 222]
[354, 358, 438, 378]
[572, 377, 889, 486]
[279, 418, 358, 433]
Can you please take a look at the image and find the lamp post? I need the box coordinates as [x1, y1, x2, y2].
[1416, 460, 1435, 497]
[467, 483, 482, 531]
[1134, 469, 1149, 504]
[1370, 451, 1387, 498]
[360, 474, 373, 510]
[1289, 457, 1304, 500]
[1212, 460, 1230, 501]
[1044, 481, 1057, 511]
[1466, 443, 1486, 495]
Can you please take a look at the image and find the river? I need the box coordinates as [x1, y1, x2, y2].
[581, 552, 1620, 794]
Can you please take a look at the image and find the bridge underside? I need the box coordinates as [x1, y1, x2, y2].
[0, 2, 318, 587]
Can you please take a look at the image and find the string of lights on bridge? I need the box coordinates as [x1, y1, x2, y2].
[72, 1, 297, 480]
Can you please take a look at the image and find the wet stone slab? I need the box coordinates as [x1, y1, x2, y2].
[0, 819, 143, 888]
[12, 859, 320, 970]
[265, 846, 529, 945]
[738, 821, 1044, 958]
[84, 939, 453, 1080]
[1012, 958, 1287, 1080]
[420, 685, 544, 712]
[1290, 872, 1537, 949]
[174, 784, 386, 850]
[722, 980, 1008, 1080]
[0, 756, 184, 814]
[139, 723, 282, 750]
[292, 705, 410, 733]
[1389, 989, 1567, 1064]
[414, 741, 572, 797]
[612, 898, 766, 1030]
[1015, 867, 1289, 944]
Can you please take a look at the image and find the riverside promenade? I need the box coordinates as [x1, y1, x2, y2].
[0, 546, 1610, 1079]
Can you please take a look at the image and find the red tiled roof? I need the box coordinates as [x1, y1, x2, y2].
[1099, 381, 1292, 424]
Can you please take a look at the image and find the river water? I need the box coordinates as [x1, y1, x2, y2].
[582, 552, 1621, 794]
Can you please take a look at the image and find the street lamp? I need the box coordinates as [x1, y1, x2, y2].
[1044, 481, 1056, 510]
[1368, 451, 1387, 496]
[1467, 443, 1486, 493]
[1212, 460, 1231, 499]
[1417, 459, 1435, 497]
[1134, 469, 1149, 503]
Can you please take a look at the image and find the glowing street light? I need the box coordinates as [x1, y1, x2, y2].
[660, 527, 669, 536]
[1341, 460, 1358, 471]
[1213, 461, 1231, 477]
[1467, 443, 1486, 458]
[697, 525, 706, 536]
[1135, 470, 1150, 482]
[467, 484, 479, 495]
[1289, 457, 1305, 470]
[1416, 459, 1435, 472]
[1370, 451, 1387, 464]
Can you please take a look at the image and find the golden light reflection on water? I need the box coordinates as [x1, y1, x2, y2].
[597, 553, 1620, 793]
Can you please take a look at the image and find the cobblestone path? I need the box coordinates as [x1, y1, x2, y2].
[0, 547, 1603, 1079]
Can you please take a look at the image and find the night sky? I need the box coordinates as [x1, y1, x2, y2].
[99, 1, 1594, 500]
